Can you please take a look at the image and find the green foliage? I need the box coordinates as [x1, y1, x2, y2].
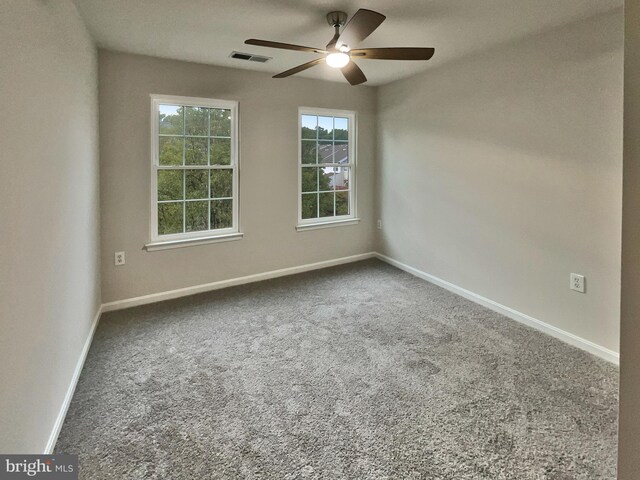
[159, 106, 232, 166]
[334, 130, 348, 141]
[211, 170, 232, 198]
[158, 170, 183, 201]
[211, 109, 231, 136]
[185, 170, 208, 199]
[158, 202, 183, 235]
[319, 192, 334, 217]
[159, 106, 231, 137]
[301, 126, 316, 140]
[301, 165, 349, 219]
[211, 199, 232, 229]
[185, 137, 207, 165]
[159, 108, 183, 135]
[159, 137, 183, 166]
[157, 104, 234, 235]
[211, 138, 231, 165]
[301, 167, 317, 193]
[301, 167, 332, 193]
[301, 139, 317, 164]
[336, 191, 349, 215]
[185, 201, 208, 232]
[185, 107, 208, 136]
[301, 125, 348, 141]
[158, 197, 234, 234]
[301, 194, 317, 219]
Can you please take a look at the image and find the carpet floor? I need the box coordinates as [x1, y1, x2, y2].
[55, 259, 618, 479]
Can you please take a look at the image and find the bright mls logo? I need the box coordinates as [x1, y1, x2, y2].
[0, 455, 77, 479]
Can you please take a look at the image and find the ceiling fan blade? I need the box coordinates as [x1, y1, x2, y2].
[341, 61, 367, 86]
[337, 9, 386, 49]
[273, 58, 325, 78]
[245, 39, 327, 55]
[350, 47, 435, 61]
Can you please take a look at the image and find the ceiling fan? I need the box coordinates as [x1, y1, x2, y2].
[245, 9, 435, 86]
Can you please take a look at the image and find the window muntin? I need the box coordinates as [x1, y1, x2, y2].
[151, 96, 238, 242]
[299, 108, 356, 224]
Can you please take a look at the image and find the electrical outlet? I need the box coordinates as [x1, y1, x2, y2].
[570, 273, 585, 293]
[377, 219, 383, 230]
[114, 251, 125, 266]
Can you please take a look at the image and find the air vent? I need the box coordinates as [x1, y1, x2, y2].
[230, 51, 271, 63]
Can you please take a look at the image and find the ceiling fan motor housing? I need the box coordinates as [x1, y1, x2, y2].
[326, 11, 348, 28]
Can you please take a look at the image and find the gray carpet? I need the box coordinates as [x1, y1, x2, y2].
[55, 259, 618, 479]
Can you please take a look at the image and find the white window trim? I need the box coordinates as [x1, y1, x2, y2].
[147, 94, 240, 249]
[297, 106, 358, 229]
[145, 232, 243, 251]
[295, 218, 360, 232]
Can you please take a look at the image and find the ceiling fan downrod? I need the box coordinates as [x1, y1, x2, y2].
[326, 11, 347, 50]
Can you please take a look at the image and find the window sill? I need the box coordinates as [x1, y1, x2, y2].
[296, 218, 360, 232]
[145, 232, 243, 251]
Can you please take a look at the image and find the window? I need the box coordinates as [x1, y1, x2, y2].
[298, 108, 357, 229]
[149, 95, 240, 248]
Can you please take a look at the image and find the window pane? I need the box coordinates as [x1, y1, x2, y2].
[333, 142, 349, 164]
[185, 137, 208, 165]
[319, 192, 335, 217]
[298, 111, 353, 224]
[185, 169, 208, 199]
[210, 169, 232, 198]
[159, 105, 183, 135]
[210, 138, 231, 165]
[211, 199, 232, 229]
[156, 99, 237, 239]
[318, 116, 333, 140]
[333, 166, 350, 191]
[301, 193, 317, 219]
[317, 141, 334, 163]
[301, 115, 317, 139]
[159, 137, 184, 166]
[301, 167, 318, 193]
[334, 117, 348, 140]
[185, 106, 209, 136]
[211, 109, 231, 137]
[336, 191, 349, 216]
[319, 166, 333, 192]
[301, 140, 317, 165]
[185, 200, 208, 232]
[158, 170, 183, 201]
[158, 202, 183, 235]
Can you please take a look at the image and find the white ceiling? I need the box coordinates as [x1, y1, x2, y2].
[73, 0, 622, 86]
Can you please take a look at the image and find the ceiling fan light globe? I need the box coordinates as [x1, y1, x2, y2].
[326, 52, 350, 68]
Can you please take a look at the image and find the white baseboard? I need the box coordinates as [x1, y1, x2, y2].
[375, 253, 619, 365]
[101, 252, 377, 313]
[44, 305, 102, 454]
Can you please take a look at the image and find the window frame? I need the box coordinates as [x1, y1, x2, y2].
[148, 94, 240, 247]
[297, 106, 358, 229]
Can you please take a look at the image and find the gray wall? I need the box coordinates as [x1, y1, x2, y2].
[375, 10, 623, 353]
[99, 51, 376, 303]
[618, 0, 640, 476]
[0, 0, 100, 452]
